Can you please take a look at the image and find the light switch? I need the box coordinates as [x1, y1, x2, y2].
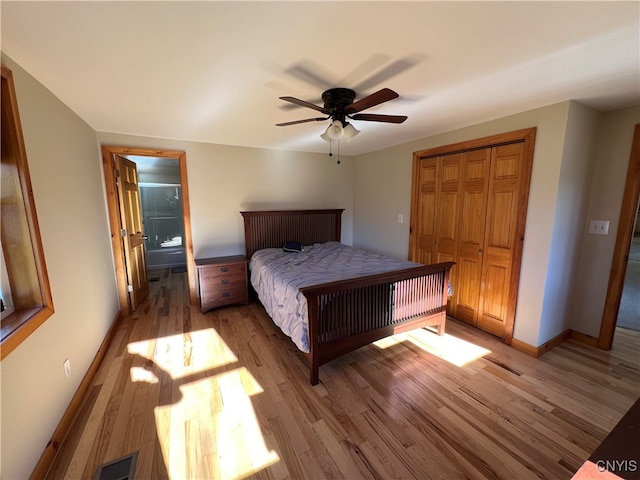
[588, 220, 610, 235]
[397, 214, 404, 224]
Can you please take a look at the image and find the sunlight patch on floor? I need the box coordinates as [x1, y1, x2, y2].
[153, 367, 279, 480]
[127, 328, 280, 479]
[374, 328, 492, 367]
[130, 365, 160, 383]
[127, 327, 238, 378]
[215, 368, 279, 478]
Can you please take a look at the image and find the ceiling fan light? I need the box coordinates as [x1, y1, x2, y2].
[343, 123, 360, 142]
[320, 129, 331, 143]
[326, 120, 345, 140]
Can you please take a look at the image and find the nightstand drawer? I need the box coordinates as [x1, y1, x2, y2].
[199, 262, 246, 280]
[201, 286, 248, 310]
[200, 275, 245, 294]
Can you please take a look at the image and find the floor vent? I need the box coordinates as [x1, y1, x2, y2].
[95, 451, 138, 480]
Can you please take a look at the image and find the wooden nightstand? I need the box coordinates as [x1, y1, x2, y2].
[195, 255, 249, 313]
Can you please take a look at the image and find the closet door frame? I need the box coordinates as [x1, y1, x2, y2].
[409, 127, 537, 343]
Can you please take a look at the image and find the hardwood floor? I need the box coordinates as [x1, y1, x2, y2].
[45, 269, 640, 480]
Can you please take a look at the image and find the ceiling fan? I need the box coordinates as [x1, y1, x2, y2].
[276, 87, 407, 142]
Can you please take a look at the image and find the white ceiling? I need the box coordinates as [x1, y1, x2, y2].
[2, 1, 639, 156]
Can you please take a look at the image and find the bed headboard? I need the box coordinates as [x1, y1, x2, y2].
[241, 209, 345, 259]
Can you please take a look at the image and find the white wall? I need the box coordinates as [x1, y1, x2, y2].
[570, 106, 640, 337]
[353, 102, 572, 347]
[96, 133, 355, 259]
[0, 55, 120, 480]
[537, 101, 601, 344]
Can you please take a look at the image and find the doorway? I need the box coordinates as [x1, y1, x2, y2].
[599, 124, 640, 348]
[617, 203, 640, 331]
[128, 156, 187, 271]
[101, 146, 196, 316]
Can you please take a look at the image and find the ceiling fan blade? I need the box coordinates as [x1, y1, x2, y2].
[279, 96, 328, 114]
[345, 88, 399, 114]
[276, 117, 327, 126]
[351, 113, 408, 124]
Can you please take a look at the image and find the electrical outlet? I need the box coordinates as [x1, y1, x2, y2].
[588, 220, 610, 235]
[63, 358, 71, 379]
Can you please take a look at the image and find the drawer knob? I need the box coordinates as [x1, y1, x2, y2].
[221, 279, 229, 284]
[221, 267, 228, 273]
[222, 292, 230, 298]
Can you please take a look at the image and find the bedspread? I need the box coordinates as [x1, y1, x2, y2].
[249, 241, 420, 352]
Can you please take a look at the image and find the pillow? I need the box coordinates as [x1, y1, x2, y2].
[283, 241, 304, 253]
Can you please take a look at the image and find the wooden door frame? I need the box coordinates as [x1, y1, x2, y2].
[101, 145, 196, 316]
[409, 127, 537, 343]
[599, 123, 640, 349]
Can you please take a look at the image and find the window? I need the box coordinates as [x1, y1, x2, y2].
[1, 64, 54, 360]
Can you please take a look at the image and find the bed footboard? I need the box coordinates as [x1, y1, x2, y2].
[299, 261, 454, 385]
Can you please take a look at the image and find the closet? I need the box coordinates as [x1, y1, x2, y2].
[409, 128, 536, 343]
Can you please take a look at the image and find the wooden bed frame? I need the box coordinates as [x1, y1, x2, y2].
[241, 209, 454, 385]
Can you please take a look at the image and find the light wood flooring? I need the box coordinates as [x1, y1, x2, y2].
[45, 269, 640, 480]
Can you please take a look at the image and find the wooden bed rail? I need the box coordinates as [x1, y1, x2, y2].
[300, 261, 454, 384]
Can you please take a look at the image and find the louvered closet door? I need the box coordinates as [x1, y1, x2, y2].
[455, 148, 491, 326]
[477, 142, 525, 337]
